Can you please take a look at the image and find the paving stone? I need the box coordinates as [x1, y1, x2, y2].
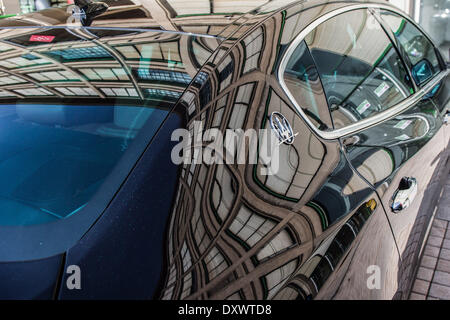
[430, 227, 446, 238]
[433, 219, 448, 229]
[412, 279, 430, 295]
[427, 296, 440, 300]
[436, 258, 450, 273]
[432, 270, 450, 286]
[410, 293, 426, 300]
[440, 248, 450, 260]
[443, 239, 450, 249]
[417, 267, 434, 281]
[427, 236, 444, 248]
[424, 245, 440, 258]
[428, 283, 450, 299]
[421, 255, 438, 269]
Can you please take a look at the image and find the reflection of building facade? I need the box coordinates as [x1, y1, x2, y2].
[155, 2, 392, 300]
[1, 0, 442, 300]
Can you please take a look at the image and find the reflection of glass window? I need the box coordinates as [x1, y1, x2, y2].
[227, 83, 255, 130]
[0, 76, 26, 85]
[380, 10, 441, 86]
[80, 68, 129, 81]
[56, 87, 98, 96]
[101, 87, 138, 97]
[146, 89, 181, 99]
[228, 205, 276, 249]
[0, 55, 49, 69]
[304, 9, 414, 129]
[180, 272, 193, 299]
[263, 259, 298, 299]
[211, 165, 235, 222]
[204, 246, 228, 281]
[28, 70, 79, 82]
[46, 46, 112, 61]
[136, 69, 191, 84]
[135, 42, 181, 63]
[256, 229, 295, 261]
[242, 27, 263, 74]
[13, 88, 53, 96]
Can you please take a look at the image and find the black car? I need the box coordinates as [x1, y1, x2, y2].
[0, 0, 448, 300]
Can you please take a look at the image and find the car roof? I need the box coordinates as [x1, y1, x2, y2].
[0, 0, 302, 38]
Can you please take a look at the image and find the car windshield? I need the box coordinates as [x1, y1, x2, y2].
[0, 102, 168, 226]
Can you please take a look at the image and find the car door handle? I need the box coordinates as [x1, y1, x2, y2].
[391, 177, 418, 212]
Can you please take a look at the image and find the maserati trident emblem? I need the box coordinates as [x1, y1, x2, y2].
[269, 112, 297, 145]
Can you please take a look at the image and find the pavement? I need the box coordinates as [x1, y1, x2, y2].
[410, 172, 450, 300]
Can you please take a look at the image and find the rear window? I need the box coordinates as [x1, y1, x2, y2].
[0, 102, 168, 226]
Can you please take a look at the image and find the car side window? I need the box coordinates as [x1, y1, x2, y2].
[302, 9, 414, 129]
[283, 40, 333, 130]
[379, 10, 441, 86]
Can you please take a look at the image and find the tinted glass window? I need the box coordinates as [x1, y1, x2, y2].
[380, 10, 441, 86]
[283, 40, 332, 130]
[304, 9, 414, 129]
[0, 102, 168, 226]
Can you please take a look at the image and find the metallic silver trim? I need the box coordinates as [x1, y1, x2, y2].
[278, 3, 449, 140]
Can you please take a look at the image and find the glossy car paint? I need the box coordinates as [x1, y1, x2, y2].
[0, 0, 447, 300]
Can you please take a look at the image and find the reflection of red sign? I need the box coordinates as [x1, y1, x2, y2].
[29, 35, 55, 42]
[67, 0, 74, 3]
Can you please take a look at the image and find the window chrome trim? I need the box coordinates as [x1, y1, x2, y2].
[277, 3, 449, 140]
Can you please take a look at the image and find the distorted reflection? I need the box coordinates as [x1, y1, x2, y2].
[159, 8, 383, 299]
[283, 9, 415, 130]
[273, 199, 378, 300]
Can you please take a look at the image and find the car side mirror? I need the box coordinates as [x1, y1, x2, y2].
[411, 59, 434, 85]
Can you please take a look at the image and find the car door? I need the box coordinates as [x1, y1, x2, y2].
[340, 8, 448, 299]
[155, 3, 401, 300]
[266, 6, 402, 299]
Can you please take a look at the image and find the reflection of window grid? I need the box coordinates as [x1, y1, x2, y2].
[211, 165, 235, 222]
[47, 46, 111, 60]
[242, 27, 263, 73]
[256, 229, 295, 261]
[14, 88, 53, 96]
[228, 83, 255, 129]
[130, 42, 181, 62]
[80, 68, 129, 81]
[229, 205, 276, 249]
[204, 246, 228, 281]
[28, 70, 79, 82]
[191, 173, 212, 255]
[263, 259, 298, 299]
[180, 272, 193, 299]
[191, 39, 211, 67]
[55, 87, 97, 96]
[146, 89, 181, 99]
[181, 242, 192, 272]
[0, 44, 12, 53]
[0, 56, 49, 69]
[211, 94, 228, 128]
[101, 87, 138, 97]
[0, 76, 26, 85]
[162, 264, 177, 300]
[0, 90, 15, 97]
[136, 69, 191, 84]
